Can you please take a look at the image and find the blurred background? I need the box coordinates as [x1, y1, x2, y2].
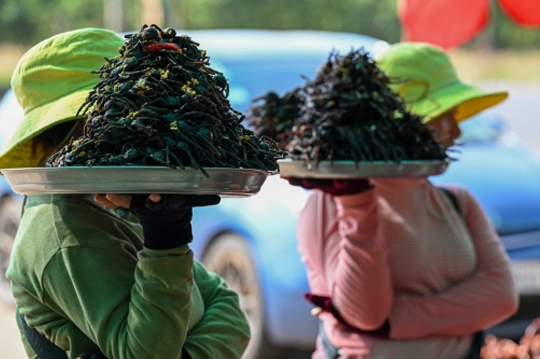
[0, 1, 540, 359]
[1, 0, 540, 143]
[2, 0, 540, 85]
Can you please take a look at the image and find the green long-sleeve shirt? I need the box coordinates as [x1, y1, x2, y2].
[6, 194, 250, 359]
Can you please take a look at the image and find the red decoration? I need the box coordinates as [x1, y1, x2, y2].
[498, 0, 540, 26]
[399, 0, 540, 50]
[145, 43, 180, 52]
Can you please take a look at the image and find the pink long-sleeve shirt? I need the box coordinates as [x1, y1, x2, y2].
[297, 177, 518, 359]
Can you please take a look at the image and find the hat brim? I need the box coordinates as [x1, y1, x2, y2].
[0, 89, 90, 168]
[411, 82, 508, 123]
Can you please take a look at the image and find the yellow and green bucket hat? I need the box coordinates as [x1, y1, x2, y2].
[0, 28, 124, 169]
[376, 42, 508, 123]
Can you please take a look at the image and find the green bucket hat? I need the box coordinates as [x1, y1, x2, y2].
[0, 27, 124, 168]
[376, 42, 508, 123]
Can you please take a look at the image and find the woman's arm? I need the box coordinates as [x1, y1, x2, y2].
[35, 253, 249, 359]
[389, 187, 518, 339]
[41, 244, 195, 359]
[297, 189, 393, 331]
[182, 261, 250, 359]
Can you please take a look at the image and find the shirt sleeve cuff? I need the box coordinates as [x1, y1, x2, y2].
[141, 244, 192, 257]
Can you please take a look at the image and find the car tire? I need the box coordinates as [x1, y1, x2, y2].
[201, 233, 282, 359]
[0, 195, 21, 306]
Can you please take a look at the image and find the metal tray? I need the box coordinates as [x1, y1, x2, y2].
[277, 159, 450, 179]
[0, 166, 272, 197]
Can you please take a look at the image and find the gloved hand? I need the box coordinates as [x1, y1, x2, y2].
[129, 194, 221, 250]
[285, 177, 372, 196]
[77, 353, 107, 359]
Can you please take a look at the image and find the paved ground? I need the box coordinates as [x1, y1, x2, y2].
[0, 302, 26, 359]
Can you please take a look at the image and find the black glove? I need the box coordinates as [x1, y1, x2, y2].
[77, 353, 107, 359]
[286, 177, 373, 196]
[129, 194, 221, 250]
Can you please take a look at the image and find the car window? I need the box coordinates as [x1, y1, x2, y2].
[185, 30, 389, 114]
[457, 114, 506, 144]
[216, 63, 323, 112]
[0, 90, 24, 151]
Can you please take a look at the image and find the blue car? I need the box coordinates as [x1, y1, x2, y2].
[1, 29, 540, 359]
[0, 88, 24, 307]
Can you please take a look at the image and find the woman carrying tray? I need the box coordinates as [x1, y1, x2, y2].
[289, 43, 518, 359]
[0, 28, 250, 359]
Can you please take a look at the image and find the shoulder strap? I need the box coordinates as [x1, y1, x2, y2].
[438, 187, 461, 215]
[461, 331, 485, 359]
[19, 312, 69, 359]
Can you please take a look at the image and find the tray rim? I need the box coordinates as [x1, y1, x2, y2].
[0, 166, 276, 197]
[0, 165, 276, 173]
[277, 158, 451, 178]
[276, 158, 450, 165]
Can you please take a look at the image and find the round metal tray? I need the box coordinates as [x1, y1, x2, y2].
[277, 159, 450, 179]
[0, 166, 272, 197]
